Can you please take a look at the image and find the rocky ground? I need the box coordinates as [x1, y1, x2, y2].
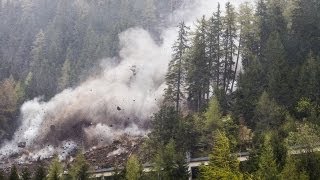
[0, 135, 144, 175]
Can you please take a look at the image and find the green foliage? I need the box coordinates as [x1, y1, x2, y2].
[48, 156, 63, 180]
[33, 165, 46, 180]
[153, 139, 189, 180]
[125, 155, 142, 180]
[280, 156, 309, 180]
[200, 130, 242, 179]
[9, 165, 19, 180]
[254, 92, 285, 131]
[69, 153, 90, 180]
[21, 168, 31, 180]
[204, 96, 222, 130]
[256, 134, 279, 180]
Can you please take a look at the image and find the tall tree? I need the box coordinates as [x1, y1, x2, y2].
[186, 16, 209, 112]
[21, 168, 31, 180]
[48, 156, 63, 180]
[256, 134, 279, 180]
[34, 165, 46, 180]
[69, 153, 89, 180]
[200, 130, 242, 179]
[125, 155, 142, 180]
[221, 2, 237, 94]
[254, 92, 285, 131]
[153, 139, 189, 180]
[206, 3, 223, 91]
[9, 165, 19, 180]
[165, 21, 189, 112]
[266, 32, 290, 106]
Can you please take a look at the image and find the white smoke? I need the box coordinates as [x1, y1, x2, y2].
[0, 0, 248, 160]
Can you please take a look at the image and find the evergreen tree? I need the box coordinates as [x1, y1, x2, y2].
[221, 2, 237, 94]
[206, 3, 222, 91]
[69, 153, 89, 180]
[33, 165, 46, 180]
[21, 168, 31, 180]
[186, 16, 209, 112]
[200, 130, 242, 179]
[265, 32, 291, 106]
[256, 134, 279, 180]
[154, 139, 189, 180]
[48, 156, 63, 180]
[235, 59, 266, 128]
[204, 96, 222, 130]
[9, 165, 19, 180]
[0, 170, 5, 180]
[125, 155, 142, 180]
[254, 92, 284, 131]
[280, 156, 309, 180]
[297, 53, 320, 104]
[165, 21, 189, 112]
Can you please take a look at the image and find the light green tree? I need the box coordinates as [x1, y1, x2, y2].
[125, 155, 142, 180]
[48, 156, 63, 180]
[69, 153, 90, 180]
[200, 130, 242, 180]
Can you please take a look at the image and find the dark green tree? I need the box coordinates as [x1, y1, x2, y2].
[47, 156, 63, 180]
[9, 165, 19, 180]
[33, 165, 46, 180]
[186, 16, 209, 112]
[21, 168, 31, 180]
[69, 153, 89, 180]
[165, 21, 189, 112]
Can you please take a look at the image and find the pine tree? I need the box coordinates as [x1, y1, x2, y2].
[200, 130, 242, 179]
[221, 2, 237, 94]
[204, 96, 222, 130]
[21, 168, 31, 180]
[0, 170, 5, 180]
[125, 155, 142, 180]
[69, 153, 89, 180]
[154, 139, 189, 180]
[206, 3, 223, 91]
[48, 156, 63, 180]
[281, 156, 309, 180]
[34, 165, 46, 180]
[297, 53, 320, 104]
[186, 16, 209, 112]
[58, 48, 72, 91]
[266, 32, 290, 106]
[256, 134, 279, 180]
[165, 21, 189, 112]
[9, 165, 19, 180]
[254, 92, 284, 131]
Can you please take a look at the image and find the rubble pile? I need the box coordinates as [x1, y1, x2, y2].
[85, 135, 144, 169]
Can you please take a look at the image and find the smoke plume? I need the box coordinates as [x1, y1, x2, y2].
[0, 0, 247, 161]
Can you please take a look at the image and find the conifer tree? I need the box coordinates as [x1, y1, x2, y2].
[48, 156, 63, 180]
[165, 21, 189, 112]
[125, 155, 142, 180]
[69, 153, 89, 180]
[266, 32, 290, 106]
[256, 134, 279, 180]
[221, 2, 237, 94]
[186, 16, 209, 112]
[21, 168, 31, 180]
[206, 3, 222, 92]
[200, 130, 242, 179]
[9, 165, 19, 180]
[34, 165, 46, 180]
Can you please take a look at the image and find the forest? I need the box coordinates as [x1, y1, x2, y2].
[1, 0, 320, 179]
